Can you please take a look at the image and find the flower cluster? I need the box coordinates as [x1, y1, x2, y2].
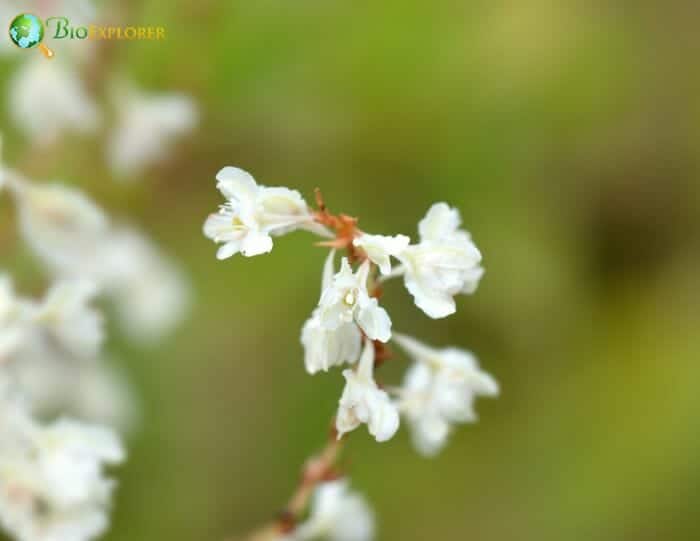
[204, 167, 499, 540]
[1, 3, 197, 539]
[0, 139, 187, 540]
[0, 382, 124, 541]
[5, 172, 189, 343]
[0, 276, 126, 541]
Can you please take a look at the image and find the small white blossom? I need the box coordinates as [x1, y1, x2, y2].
[11, 180, 109, 276]
[8, 57, 100, 146]
[397, 203, 484, 318]
[9, 352, 137, 434]
[352, 233, 410, 275]
[0, 385, 124, 541]
[203, 167, 322, 259]
[318, 259, 391, 343]
[290, 480, 374, 541]
[66, 361, 138, 433]
[301, 252, 362, 374]
[34, 280, 103, 360]
[107, 83, 197, 178]
[393, 333, 498, 456]
[336, 340, 399, 442]
[97, 228, 190, 343]
[301, 313, 362, 375]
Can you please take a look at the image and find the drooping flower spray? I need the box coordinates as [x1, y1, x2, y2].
[203, 167, 499, 540]
[0, 1, 197, 539]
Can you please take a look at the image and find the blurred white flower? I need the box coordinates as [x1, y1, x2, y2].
[9, 178, 189, 342]
[204, 167, 323, 259]
[8, 57, 100, 146]
[34, 280, 103, 360]
[353, 233, 409, 275]
[67, 361, 138, 433]
[396, 202, 484, 318]
[11, 180, 109, 276]
[0, 275, 134, 430]
[301, 311, 362, 375]
[301, 251, 362, 374]
[290, 480, 374, 541]
[0, 276, 104, 365]
[107, 83, 197, 178]
[393, 333, 498, 456]
[98, 227, 190, 343]
[9, 350, 137, 434]
[336, 340, 399, 442]
[0, 385, 124, 541]
[317, 258, 391, 343]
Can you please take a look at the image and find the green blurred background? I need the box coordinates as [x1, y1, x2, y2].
[2, 1, 700, 540]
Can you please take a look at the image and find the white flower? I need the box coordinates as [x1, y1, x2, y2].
[301, 313, 362, 375]
[203, 167, 322, 259]
[34, 420, 123, 507]
[10, 178, 189, 342]
[66, 361, 138, 433]
[301, 252, 362, 374]
[11, 180, 109, 276]
[393, 333, 498, 456]
[8, 57, 100, 146]
[317, 258, 391, 343]
[34, 280, 103, 359]
[107, 83, 197, 178]
[352, 233, 410, 275]
[290, 480, 374, 541]
[0, 387, 124, 541]
[397, 203, 484, 318]
[7, 345, 137, 433]
[336, 340, 399, 442]
[96, 228, 190, 343]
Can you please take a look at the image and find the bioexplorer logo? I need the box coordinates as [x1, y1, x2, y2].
[8, 13, 53, 58]
[8, 13, 166, 58]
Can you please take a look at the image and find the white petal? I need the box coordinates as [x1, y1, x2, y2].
[321, 250, 336, 293]
[216, 241, 241, 260]
[366, 391, 400, 442]
[411, 413, 450, 457]
[392, 333, 438, 363]
[355, 297, 392, 342]
[461, 265, 485, 294]
[403, 271, 456, 319]
[353, 233, 410, 275]
[259, 186, 307, 213]
[418, 202, 461, 242]
[301, 312, 361, 375]
[203, 212, 233, 241]
[215, 166, 258, 203]
[240, 230, 273, 257]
